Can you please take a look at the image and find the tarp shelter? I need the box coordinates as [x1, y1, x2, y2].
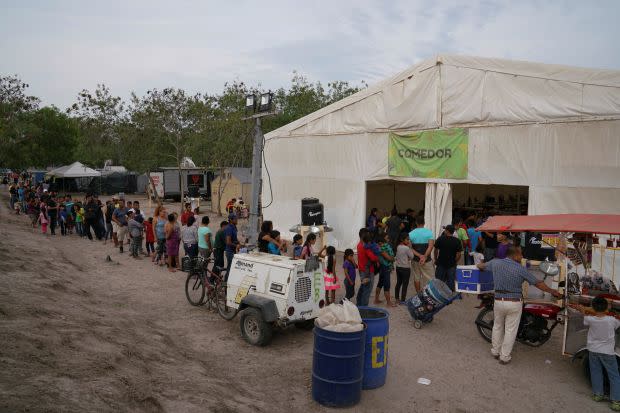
[47, 162, 101, 178]
[263, 54, 620, 249]
[47, 162, 101, 193]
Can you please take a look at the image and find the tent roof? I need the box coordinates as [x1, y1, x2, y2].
[477, 214, 620, 235]
[47, 162, 101, 178]
[266, 54, 620, 140]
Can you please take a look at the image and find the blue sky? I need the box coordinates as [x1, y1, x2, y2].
[1, 0, 619, 109]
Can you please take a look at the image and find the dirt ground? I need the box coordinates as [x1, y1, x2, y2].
[0, 193, 608, 413]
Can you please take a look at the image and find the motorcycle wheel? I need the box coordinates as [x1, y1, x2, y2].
[476, 308, 494, 343]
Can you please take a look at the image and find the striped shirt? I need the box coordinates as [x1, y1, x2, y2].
[486, 258, 539, 299]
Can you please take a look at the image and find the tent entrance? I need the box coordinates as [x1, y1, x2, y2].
[365, 180, 426, 217]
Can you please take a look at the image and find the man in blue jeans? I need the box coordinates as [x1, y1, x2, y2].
[224, 213, 240, 282]
[433, 225, 462, 291]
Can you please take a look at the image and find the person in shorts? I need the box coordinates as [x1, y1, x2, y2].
[409, 216, 435, 293]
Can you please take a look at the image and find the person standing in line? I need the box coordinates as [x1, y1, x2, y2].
[47, 194, 58, 235]
[409, 216, 435, 294]
[454, 216, 470, 265]
[74, 204, 84, 237]
[38, 201, 49, 234]
[165, 213, 181, 272]
[127, 210, 143, 259]
[477, 246, 561, 364]
[356, 229, 379, 307]
[59, 205, 68, 236]
[366, 208, 379, 234]
[181, 215, 199, 259]
[375, 232, 397, 307]
[213, 221, 228, 271]
[144, 217, 155, 257]
[153, 206, 167, 266]
[111, 199, 129, 252]
[465, 219, 483, 265]
[433, 225, 462, 291]
[394, 233, 414, 304]
[323, 246, 339, 305]
[385, 208, 403, 252]
[83, 195, 99, 241]
[495, 233, 512, 259]
[180, 203, 193, 226]
[482, 230, 499, 262]
[583, 296, 620, 411]
[104, 200, 114, 244]
[342, 249, 357, 301]
[224, 214, 240, 280]
[197, 216, 212, 259]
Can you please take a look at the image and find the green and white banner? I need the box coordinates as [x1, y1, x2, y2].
[388, 128, 468, 179]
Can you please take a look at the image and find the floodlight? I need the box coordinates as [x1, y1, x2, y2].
[245, 94, 256, 114]
[259, 92, 273, 112]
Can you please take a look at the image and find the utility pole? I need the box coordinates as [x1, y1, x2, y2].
[248, 116, 263, 244]
[244, 92, 276, 246]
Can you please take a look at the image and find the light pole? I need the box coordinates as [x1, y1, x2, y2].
[245, 92, 276, 245]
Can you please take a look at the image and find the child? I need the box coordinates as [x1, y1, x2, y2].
[342, 248, 357, 301]
[144, 217, 155, 257]
[75, 204, 84, 237]
[394, 233, 414, 304]
[59, 205, 67, 236]
[375, 232, 396, 307]
[300, 233, 327, 259]
[38, 204, 49, 234]
[324, 246, 339, 305]
[585, 296, 620, 410]
[127, 211, 143, 259]
[267, 231, 282, 255]
[469, 243, 485, 265]
[293, 234, 303, 259]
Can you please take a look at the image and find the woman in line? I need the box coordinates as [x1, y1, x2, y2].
[181, 215, 199, 259]
[153, 206, 167, 266]
[165, 213, 181, 272]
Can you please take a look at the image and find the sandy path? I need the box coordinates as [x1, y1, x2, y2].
[0, 192, 606, 413]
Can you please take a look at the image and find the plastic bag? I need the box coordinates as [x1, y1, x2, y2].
[315, 299, 363, 332]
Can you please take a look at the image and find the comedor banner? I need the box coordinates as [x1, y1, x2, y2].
[388, 128, 468, 179]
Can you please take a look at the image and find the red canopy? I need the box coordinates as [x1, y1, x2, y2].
[477, 214, 620, 235]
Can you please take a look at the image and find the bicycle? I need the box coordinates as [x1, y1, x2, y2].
[184, 256, 238, 320]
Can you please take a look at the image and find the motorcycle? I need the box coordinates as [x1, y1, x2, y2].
[475, 261, 565, 347]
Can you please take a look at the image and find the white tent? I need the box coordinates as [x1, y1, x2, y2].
[263, 54, 620, 249]
[47, 162, 101, 178]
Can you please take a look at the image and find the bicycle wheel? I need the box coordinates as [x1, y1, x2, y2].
[185, 272, 205, 306]
[216, 282, 238, 320]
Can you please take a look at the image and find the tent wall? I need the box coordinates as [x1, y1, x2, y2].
[264, 119, 620, 249]
[528, 186, 620, 215]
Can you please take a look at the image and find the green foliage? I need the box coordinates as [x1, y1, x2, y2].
[1, 72, 365, 171]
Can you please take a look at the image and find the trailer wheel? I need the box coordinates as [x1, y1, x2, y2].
[240, 307, 273, 346]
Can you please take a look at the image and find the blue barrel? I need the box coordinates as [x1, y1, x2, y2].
[312, 324, 366, 407]
[358, 307, 389, 389]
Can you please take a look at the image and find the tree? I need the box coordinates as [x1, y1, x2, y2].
[0, 75, 40, 167]
[130, 88, 204, 212]
[68, 84, 126, 167]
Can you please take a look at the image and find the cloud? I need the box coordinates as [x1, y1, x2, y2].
[1, 0, 618, 108]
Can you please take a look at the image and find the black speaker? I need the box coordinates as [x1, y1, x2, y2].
[301, 197, 319, 206]
[302, 202, 324, 226]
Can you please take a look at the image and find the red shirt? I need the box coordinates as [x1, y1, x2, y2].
[180, 211, 193, 226]
[357, 241, 378, 273]
[144, 221, 155, 242]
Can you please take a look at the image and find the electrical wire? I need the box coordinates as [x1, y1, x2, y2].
[261, 135, 274, 209]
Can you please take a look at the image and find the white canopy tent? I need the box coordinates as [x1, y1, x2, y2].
[263, 55, 620, 249]
[47, 162, 101, 178]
